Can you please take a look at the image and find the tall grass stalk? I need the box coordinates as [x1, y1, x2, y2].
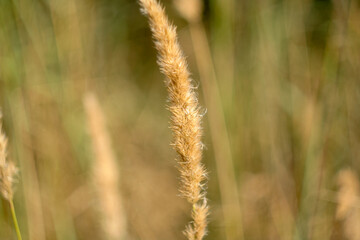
[84, 92, 128, 240]
[139, 0, 209, 238]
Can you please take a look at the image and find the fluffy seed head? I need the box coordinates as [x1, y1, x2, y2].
[139, 0, 209, 238]
[0, 114, 18, 201]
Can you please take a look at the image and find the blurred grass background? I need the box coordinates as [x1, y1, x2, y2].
[1, 0, 360, 239]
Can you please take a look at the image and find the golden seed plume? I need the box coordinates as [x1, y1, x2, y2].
[337, 169, 360, 240]
[0, 114, 18, 202]
[84, 93, 128, 240]
[138, 0, 209, 239]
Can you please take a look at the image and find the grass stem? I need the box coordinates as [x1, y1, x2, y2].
[10, 200, 22, 240]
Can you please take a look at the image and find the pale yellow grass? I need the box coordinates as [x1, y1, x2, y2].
[138, 0, 209, 239]
[84, 93, 127, 240]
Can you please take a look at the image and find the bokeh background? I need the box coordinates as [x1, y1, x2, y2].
[1, 0, 360, 239]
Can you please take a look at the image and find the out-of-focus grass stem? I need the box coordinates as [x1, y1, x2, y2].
[188, 20, 244, 240]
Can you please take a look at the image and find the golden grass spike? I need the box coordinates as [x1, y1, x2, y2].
[0, 113, 22, 240]
[84, 93, 127, 240]
[0, 114, 18, 202]
[337, 169, 360, 240]
[139, 0, 209, 238]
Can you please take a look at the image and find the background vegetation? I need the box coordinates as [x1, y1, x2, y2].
[0, 0, 359, 239]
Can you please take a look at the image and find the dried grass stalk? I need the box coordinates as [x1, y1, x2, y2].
[84, 93, 127, 240]
[337, 169, 360, 240]
[174, 0, 202, 23]
[138, 0, 209, 239]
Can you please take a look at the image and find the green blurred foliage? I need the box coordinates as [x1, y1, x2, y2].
[0, 0, 360, 239]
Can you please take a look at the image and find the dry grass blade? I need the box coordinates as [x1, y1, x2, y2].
[174, 0, 244, 238]
[138, 0, 209, 239]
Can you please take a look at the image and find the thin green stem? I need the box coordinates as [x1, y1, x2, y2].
[9, 200, 22, 240]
